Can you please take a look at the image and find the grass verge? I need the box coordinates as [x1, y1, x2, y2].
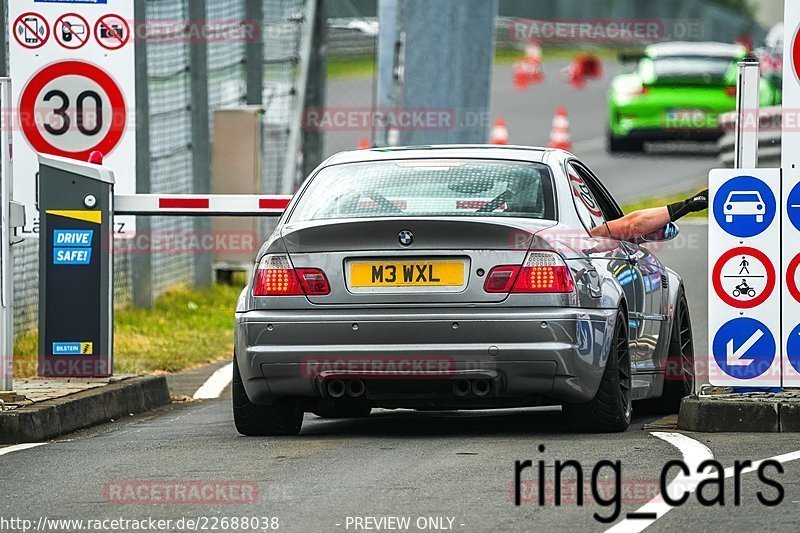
[327, 46, 622, 80]
[13, 279, 245, 379]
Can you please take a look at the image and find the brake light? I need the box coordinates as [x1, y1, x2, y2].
[484, 252, 575, 294]
[725, 86, 737, 97]
[253, 254, 330, 296]
[620, 84, 649, 98]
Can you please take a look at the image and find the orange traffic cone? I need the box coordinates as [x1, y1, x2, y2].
[489, 118, 509, 145]
[357, 137, 371, 150]
[548, 107, 572, 151]
[513, 58, 544, 90]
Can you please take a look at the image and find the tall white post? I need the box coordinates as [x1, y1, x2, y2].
[734, 58, 760, 169]
[0, 78, 15, 395]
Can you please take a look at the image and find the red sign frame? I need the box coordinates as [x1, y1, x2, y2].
[712, 246, 776, 309]
[19, 61, 127, 161]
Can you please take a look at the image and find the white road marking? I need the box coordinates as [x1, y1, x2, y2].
[605, 431, 713, 533]
[0, 443, 47, 456]
[607, 432, 800, 533]
[193, 362, 234, 400]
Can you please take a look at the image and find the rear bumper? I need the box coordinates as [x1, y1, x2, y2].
[618, 127, 723, 142]
[234, 307, 618, 407]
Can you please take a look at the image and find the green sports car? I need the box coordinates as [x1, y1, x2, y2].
[607, 41, 780, 152]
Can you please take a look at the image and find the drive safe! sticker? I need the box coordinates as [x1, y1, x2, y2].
[45, 211, 102, 362]
[53, 228, 94, 265]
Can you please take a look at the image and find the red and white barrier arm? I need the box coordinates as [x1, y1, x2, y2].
[114, 194, 293, 217]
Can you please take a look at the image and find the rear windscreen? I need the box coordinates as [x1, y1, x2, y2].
[289, 159, 555, 222]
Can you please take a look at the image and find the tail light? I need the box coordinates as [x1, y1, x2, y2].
[620, 84, 649, 98]
[725, 86, 737, 97]
[484, 252, 575, 294]
[253, 254, 330, 296]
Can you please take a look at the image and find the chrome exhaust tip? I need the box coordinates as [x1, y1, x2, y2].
[346, 379, 366, 398]
[453, 379, 472, 397]
[472, 379, 492, 397]
[327, 379, 346, 398]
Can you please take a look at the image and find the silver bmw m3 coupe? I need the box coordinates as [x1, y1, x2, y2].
[233, 145, 695, 435]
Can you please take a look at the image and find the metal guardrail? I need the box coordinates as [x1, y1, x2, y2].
[718, 106, 782, 167]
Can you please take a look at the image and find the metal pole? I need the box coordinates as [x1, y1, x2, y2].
[734, 58, 760, 169]
[0, 78, 14, 395]
[395, 0, 497, 146]
[245, 0, 264, 107]
[302, 0, 327, 179]
[375, 0, 399, 147]
[0, 0, 7, 77]
[132, 0, 153, 308]
[188, 0, 213, 288]
[281, 0, 317, 194]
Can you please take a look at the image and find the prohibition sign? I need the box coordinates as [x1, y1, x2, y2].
[94, 14, 130, 51]
[787, 254, 800, 304]
[55, 13, 90, 50]
[13, 12, 50, 50]
[793, 23, 800, 82]
[712, 246, 775, 309]
[19, 61, 127, 160]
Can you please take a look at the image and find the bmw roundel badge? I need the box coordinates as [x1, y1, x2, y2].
[398, 230, 414, 247]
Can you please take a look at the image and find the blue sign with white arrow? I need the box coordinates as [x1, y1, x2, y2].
[712, 317, 776, 379]
[713, 176, 776, 238]
[786, 324, 800, 374]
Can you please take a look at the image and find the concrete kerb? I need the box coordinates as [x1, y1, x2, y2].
[678, 391, 800, 432]
[0, 376, 170, 444]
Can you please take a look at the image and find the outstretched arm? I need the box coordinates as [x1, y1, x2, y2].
[590, 189, 708, 240]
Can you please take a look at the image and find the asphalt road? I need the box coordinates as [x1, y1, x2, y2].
[3, 383, 800, 532]
[324, 60, 717, 204]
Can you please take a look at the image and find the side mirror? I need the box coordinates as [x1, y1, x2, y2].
[641, 222, 679, 243]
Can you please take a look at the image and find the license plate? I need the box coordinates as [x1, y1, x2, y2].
[666, 109, 706, 126]
[349, 260, 465, 288]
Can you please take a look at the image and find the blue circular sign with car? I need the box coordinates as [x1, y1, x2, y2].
[713, 176, 776, 238]
[786, 181, 800, 232]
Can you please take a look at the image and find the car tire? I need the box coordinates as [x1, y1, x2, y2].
[649, 289, 695, 413]
[606, 134, 645, 153]
[563, 309, 632, 432]
[232, 355, 303, 436]
[313, 401, 372, 419]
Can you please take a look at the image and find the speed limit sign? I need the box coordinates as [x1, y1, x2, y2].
[8, 0, 136, 237]
[20, 61, 127, 161]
